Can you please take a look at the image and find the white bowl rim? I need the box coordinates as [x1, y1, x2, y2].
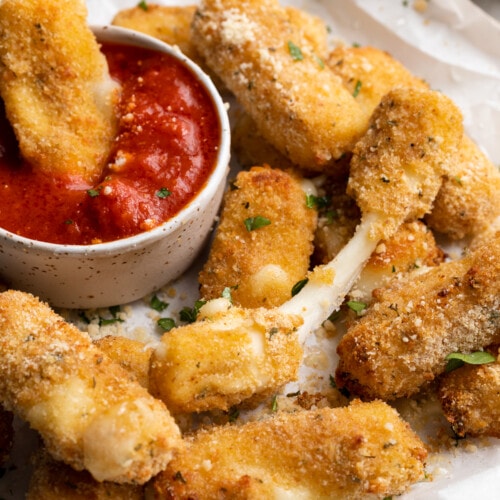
[0, 25, 231, 256]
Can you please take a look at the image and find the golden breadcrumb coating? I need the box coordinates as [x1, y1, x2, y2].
[0, 0, 118, 183]
[426, 134, 500, 239]
[438, 347, 500, 438]
[327, 45, 428, 126]
[0, 290, 182, 484]
[336, 234, 500, 401]
[112, 4, 198, 60]
[199, 165, 317, 308]
[349, 221, 444, 304]
[94, 335, 153, 390]
[151, 400, 427, 499]
[149, 299, 303, 413]
[191, 0, 365, 173]
[0, 406, 13, 467]
[347, 87, 463, 240]
[27, 449, 144, 500]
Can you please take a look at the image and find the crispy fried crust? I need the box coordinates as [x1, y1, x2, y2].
[151, 400, 427, 499]
[199, 165, 317, 308]
[438, 348, 500, 438]
[149, 300, 303, 413]
[336, 234, 500, 401]
[94, 335, 152, 390]
[347, 87, 463, 240]
[0, 0, 118, 182]
[112, 4, 198, 60]
[327, 45, 428, 125]
[191, 0, 365, 172]
[0, 290, 182, 484]
[27, 449, 144, 500]
[426, 134, 500, 239]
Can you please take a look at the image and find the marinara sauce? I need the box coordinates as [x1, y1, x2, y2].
[0, 43, 221, 245]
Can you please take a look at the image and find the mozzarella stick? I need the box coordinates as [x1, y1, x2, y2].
[426, 134, 500, 239]
[438, 348, 500, 438]
[199, 165, 317, 308]
[0, 0, 118, 183]
[112, 4, 198, 61]
[327, 45, 428, 126]
[149, 298, 303, 413]
[326, 45, 500, 240]
[335, 234, 500, 401]
[151, 400, 427, 499]
[191, 0, 365, 173]
[0, 290, 182, 484]
[27, 449, 144, 500]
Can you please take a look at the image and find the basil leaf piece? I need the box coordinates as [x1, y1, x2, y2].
[445, 351, 496, 372]
[150, 294, 168, 312]
[346, 300, 367, 314]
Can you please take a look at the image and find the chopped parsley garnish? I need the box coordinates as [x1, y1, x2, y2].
[156, 187, 171, 199]
[244, 215, 271, 231]
[287, 41, 303, 61]
[291, 278, 308, 297]
[179, 300, 207, 323]
[271, 394, 278, 412]
[346, 300, 367, 314]
[87, 188, 101, 198]
[150, 294, 169, 312]
[352, 80, 362, 97]
[157, 317, 176, 332]
[138, 0, 148, 11]
[445, 351, 496, 373]
[306, 194, 331, 210]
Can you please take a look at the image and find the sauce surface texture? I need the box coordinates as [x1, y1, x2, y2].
[0, 43, 221, 245]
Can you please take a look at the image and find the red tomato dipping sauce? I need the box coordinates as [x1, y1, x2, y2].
[0, 43, 221, 245]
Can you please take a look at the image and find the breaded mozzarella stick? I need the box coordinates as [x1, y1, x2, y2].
[335, 235, 500, 401]
[0, 0, 118, 182]
[279, 87, 462, 344]
[191, 0, 365, 173]
[149, 298, 303, 413]
[0, 290, 182, 484]
[151, 400, 427, 499]
[438, 348, 500, 438]
[199, 165, 317, 308]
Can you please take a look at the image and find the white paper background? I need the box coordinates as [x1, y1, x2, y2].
[1, 1, 499, 498]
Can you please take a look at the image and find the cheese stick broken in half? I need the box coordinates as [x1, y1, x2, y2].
[0, 0, 119, 183]
[0, 290, 182, 484]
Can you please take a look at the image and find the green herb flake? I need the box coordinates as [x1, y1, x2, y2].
[306, 194, 330, 210]
[271, 394, 278, 412]
[138, 0, 148, 11]
[157, 317, 176, 332]
[352, 80, 362, 97]
[346, 300, 367, 314]
[156, 187, 171, 199]
[180, 300, 207, 323]
[244, 215, 271, 231]
[150, 294, 169, 312]
[287, 41, 303, 61]
[445, 351, 496, 372]
[329, 374, 337, 389]
[87, 188, 101, 198]
[228, 406, 239, 422]
[291, 278, 308, 297]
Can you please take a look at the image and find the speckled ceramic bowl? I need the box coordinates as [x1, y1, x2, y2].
[0, 26, 230, 309]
